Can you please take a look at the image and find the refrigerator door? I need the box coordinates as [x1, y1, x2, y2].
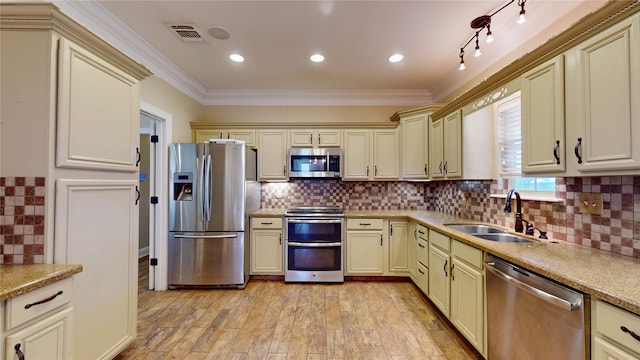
[207, 141, 245, 231]
[169, 143, 203, 232]
[168, 231, 246, 286]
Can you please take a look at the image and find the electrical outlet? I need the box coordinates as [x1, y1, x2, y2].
[579, 193, 603, 215]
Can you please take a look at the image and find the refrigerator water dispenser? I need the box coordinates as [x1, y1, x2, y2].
[173, 172, 193, 201]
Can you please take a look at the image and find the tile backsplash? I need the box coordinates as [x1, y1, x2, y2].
[262, 176, 640, 259]
[0, 177, 46, 264]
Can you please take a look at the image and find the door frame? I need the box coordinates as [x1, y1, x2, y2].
[140, 101, 172, 291]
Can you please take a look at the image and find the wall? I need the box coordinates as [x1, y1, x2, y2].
[202, 105, 403, 125]
[140, 76, 204, 143]
[260, 175, 640, 259]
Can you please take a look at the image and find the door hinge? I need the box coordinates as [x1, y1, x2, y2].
[150, 258, 158, 266]
[150, 196, 159, 204]
[150, 135, 159, 143]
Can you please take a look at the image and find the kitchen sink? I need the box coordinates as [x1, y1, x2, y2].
[446, 224, 508, 234]
[473, 233, 533, 243]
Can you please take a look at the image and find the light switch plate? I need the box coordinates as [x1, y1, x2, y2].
[579, 193, 603, 215]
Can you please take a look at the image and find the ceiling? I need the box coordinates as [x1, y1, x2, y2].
[54, 1, 607, 106]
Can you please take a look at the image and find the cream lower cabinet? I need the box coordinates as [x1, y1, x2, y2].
[258, 130, 289, 180]
[345, 219, 384, 274]
[428, 229, 485, 356]
[415, 224, 429, 294]
[388, 220, 409, 274]
[408, 222, 418, 280]
[2, 278, 74, 360]
[250, 217, 284, 275]
[592, 299, 640, 360]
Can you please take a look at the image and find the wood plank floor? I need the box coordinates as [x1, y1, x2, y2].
[114, 258, 482, 360]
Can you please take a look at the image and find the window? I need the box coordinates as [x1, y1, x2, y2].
[495, 93, 557, 197]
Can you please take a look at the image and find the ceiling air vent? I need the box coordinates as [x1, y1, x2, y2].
[167, 24, 205, 42]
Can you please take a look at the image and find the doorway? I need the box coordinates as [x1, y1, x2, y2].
[140, 101, 172, 291]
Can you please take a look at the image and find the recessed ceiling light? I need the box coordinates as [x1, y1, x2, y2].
[389, 54, 404, 63]
[229, 53, 245, 63]
[310, 54, 325, 63]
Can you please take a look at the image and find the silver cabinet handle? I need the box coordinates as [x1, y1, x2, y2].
[485, 262, 580, 311]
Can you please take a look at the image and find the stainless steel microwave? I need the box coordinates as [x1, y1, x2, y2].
[288, 148, 342, 178]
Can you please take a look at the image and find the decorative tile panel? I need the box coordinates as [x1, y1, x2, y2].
[0, 177, 46, 264]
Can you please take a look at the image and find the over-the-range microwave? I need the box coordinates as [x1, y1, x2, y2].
[288, 148, 342, 178]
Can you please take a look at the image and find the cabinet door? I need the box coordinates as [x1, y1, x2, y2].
[5, 307, 73, 360]
[318, 130, 342, 147]
[443, 110, 462, 178]
[402, 114, 429, 179]
[373, 129, 399, 179]
[593, 337, 640, 360]
[389, 221, 409, 273]
[290, 130, 315, 147]
[57, 38, 139, 172]
[429, 118, 445, 179]
[54, 179, 138, 360]
[258, 130, 288, 180]
[343, 130, 371, 180]
[408, 222, 418, 279]
[428, 244, 450, 317]
[346, 231, 384, 274]
[521, 55, 565, 173]
[227, 130, 256, 146]
[570, 13, 640, 172]
[450, 258, 484, 354]
[251, 230, 283, 274]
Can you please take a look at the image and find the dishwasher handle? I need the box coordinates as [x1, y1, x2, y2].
[485, 262, 581, 312]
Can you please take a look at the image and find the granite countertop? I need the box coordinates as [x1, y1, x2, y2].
[0, 264, 83, 301]
[251, 208, 640, 315]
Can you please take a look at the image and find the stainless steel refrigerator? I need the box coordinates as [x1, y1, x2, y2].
[168, 140, 260, 288]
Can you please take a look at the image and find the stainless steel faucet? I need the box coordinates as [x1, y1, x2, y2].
[504, 189, 524, 233]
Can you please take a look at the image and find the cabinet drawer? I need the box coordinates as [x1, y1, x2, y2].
[429, 229, 450, 251]
[416, 224, 428, 240]
[251, 217, 283, 229]
[416, 262, 429, 294]
[6, 277, 73, 331]
[346, 218, 384, 230]
[594, 300, 640, 355]
[451, 240, 483, 269]
[417, 237, 429, 267]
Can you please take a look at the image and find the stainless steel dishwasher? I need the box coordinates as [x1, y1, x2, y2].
[485, 254, 590, 360]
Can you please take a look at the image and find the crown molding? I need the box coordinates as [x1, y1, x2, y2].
[50, 1, 433, 107]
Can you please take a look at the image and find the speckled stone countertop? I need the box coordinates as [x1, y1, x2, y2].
[251, 208, 640, 315]
[0, 264, 83, 301]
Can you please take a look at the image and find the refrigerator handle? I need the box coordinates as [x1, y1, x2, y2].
[175, 234, 238, 239]
[204, 154, 212, 222]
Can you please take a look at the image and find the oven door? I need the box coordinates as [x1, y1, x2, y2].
[286, 241, 342, 272]
[285, 218, 343, 243]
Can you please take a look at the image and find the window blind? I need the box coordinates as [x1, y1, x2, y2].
[497, 102, 521, 176]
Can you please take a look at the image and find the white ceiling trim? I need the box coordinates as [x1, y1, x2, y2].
[203, 89, 433, 106]
[51, 0, 430, 107]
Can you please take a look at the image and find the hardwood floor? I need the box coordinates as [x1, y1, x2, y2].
[115, 258, 482, 360]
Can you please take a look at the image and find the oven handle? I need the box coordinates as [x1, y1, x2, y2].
[485, 262, 580, 311]
[287, 241, 342, 247]
[175, 234, 238, 239]
[286, 219, 343, 224]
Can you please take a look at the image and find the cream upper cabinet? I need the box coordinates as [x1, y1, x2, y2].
[401, 113, 430, 179]
[430, 111, 462, 179]
[194, 129, 256, 146]
[258, 130, 288, 180]
[343, 130, 371, 180]
[373, 129, 399, 179]
[290, 129, 341, 147]
[521, 55, 566, 174]
[565, 13, 640, 174]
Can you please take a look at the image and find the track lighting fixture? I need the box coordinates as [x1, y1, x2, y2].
[457, 0, 527, 71]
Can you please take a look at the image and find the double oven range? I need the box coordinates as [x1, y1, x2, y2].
[284, 206, 344, 282]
